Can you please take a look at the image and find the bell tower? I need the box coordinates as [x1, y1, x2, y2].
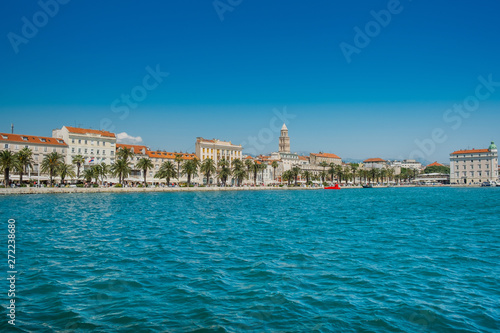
[279, 123, 290, 153]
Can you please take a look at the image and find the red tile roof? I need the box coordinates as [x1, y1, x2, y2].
[146, 151, 196, 160]
[426, 161, 444, 167]
[116, 144, 148, 154]
[364, 158, 386, 163]
[298, 156, 309, 161]
[311, 152, 341, 159]
[64, 126, 115, 138]
[0, 133, 67, 146]
[451, 149, 489, 155]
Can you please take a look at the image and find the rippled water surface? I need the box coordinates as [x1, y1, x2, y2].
[0, 188, 499, 332]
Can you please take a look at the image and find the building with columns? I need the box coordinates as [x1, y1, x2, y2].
[450, 142, 498, 184]
[195, 137, 243, 164]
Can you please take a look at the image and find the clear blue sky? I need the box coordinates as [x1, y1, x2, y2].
[1, 0, 499, 163]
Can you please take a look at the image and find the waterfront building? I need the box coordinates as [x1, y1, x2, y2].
[310, 152, 342, 166]
[52, 126, 116, 170]
[362, 158, 387, 169]
[195, 137, 243, 164]
[450, 142, 498, 184]
[116, 144, 149, 181]
[413, 173, 450, 185]
[0, 132, 68, 183]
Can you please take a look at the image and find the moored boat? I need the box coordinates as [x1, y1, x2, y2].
[362, 184, 373, 188]
[325, 184, 341, 190]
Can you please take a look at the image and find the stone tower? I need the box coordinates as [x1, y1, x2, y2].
[279, 123, 290, 153]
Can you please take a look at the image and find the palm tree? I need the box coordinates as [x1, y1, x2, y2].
[98, 162, 111, 185]
[245, 159, 253, 180]
[218, 158, 232, 186]
[319, 161, 328, 181]
[58, 163, 76, 185]
[41, 152, 64, 186]
[200, 158, 217, 186]
[111, 159, 131, 185]
[231, 159, 246, 186]
[0, 150, 19, 187]
[117, 147, 134, 162]
[81, 169, 93, 183]
[271, 161, 279, 182]
[282, 170, 293, 186]
[334, 165, 343, 183]
[136, 158, 154, 186]
[174, 154, 183, 182]
[16, 147, 34, 185]
[72, 155, 85, 179]
[328, 164, 336, 182]
[302, 170, 312, 185]
[155, 161, 177, 186]
[250, 161, 261, 186]
[181, 158, 199, 186]
[350, 163, 359, 184]
[259, 163, 267, 185]
[291, 166, 301, 186]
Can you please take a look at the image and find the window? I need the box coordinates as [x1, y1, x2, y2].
[53, 148, 56, 152]
[61, 149, 65, 154]
[91, 140, 94, 145]
[90, 149, 94, 154]
[35, 146, 38, 151]
[97, 150, 100, 155]
[72, 148, 75, 153]
[97, 141, 99, 146]
[103, 150, 106, 155]
[72, 139, 75, 144]
[22, 137, 28, 141]
[44, 147, 47, 152]
[84, 149, 88, 154]
[103, 142, 106, 146]
[111, 151, 114, 156]
[1, 135, 7, 139]
[85, 140, 88, 144]
[3, 144, 8, 149]
[470, 171, 474, 177]
[78, 148, 81, 153]
[78, 139, 81, 144]
[15, 145, 19, 150]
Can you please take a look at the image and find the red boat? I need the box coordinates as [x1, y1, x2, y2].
[324, 184, 341, 190]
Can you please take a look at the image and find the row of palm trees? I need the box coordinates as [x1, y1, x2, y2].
[315, 162, 419, 184]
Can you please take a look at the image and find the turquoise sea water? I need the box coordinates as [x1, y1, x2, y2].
[0, 188, 499, 332]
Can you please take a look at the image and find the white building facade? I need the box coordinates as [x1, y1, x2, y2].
[450, 142, 498, 184]
[52, 126, 117, 170]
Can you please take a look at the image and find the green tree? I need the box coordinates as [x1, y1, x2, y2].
[231, 159, 246, 186]
[111, 159, 131, 185]
[200, 158, 217, 186]
[174, 154, 183, 182]
[319, 161, 328, 182]
[41, 152, 64, 186]
[82, 168, 94, 183]
[302, 170, 312, 185]
[117, 147, 134, 162]
[291, 166, 301, 186]
[72, 155, 85, 179]
[218, 158, 232, 186]
[0, 150, 19, 187]
[98, 162, 111, 184]
[136, 158, 154, 186]
[58, 163, 76, 185]
[181, 158, 200, 186]
[155, 161, 177, 186]
[245, 159, 253, 179]
[250, 161, 261, 186]
[282, 170, 293, 186]
[271, 161, 279, 182]
[16, 147, 34, 185]
[424, 165, 450, 174]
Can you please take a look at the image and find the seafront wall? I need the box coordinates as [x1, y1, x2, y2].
[0, 186, 323, 195]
